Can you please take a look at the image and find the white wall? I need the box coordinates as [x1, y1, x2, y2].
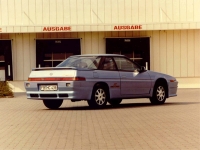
[2, 29, 199, 80]
[36, 30, 200, 77]
[0, 0, 199, 25]
[9, 33, 36, 81]
[1, 29, 199, 90]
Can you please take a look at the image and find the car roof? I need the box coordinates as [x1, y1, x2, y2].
[70, 54, 124, 57]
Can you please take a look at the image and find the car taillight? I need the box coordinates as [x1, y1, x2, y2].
[28, 77, 86, 81]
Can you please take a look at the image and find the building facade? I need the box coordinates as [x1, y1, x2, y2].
[0, 0, 199, 92]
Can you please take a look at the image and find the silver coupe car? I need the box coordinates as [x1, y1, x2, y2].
[25, 54, 178, 109]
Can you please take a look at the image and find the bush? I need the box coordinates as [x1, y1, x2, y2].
[0, 81, 14, 98]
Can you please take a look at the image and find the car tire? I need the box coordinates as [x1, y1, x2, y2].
[43, 100, 63, 109]
[150, 83, 167, 105]
[108, 99, 122, 106]
[87, 84, 108, 108]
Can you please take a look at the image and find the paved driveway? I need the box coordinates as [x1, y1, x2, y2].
[0, 89, 199, 150]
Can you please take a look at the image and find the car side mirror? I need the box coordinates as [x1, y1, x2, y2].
[140, 66, 146, 72]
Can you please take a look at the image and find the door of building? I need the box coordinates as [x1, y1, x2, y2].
[106, 37, 150, 70]
[0, 40, 13, 81]
[36, 39, 81, 67]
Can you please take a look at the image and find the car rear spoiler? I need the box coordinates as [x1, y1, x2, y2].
[32, 67, 76, 71]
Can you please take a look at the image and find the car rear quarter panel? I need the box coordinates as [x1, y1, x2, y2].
[78, 70, 121, 99]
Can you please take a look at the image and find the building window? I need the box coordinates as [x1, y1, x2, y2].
[106, 38, 150, 69]
[43, 51, 74, 67]
[36, 39, 81, 67]
[0, 51, 5, 70]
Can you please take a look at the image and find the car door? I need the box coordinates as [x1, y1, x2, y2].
[93, 57, 121, 98]
[113, 56, 151, 95]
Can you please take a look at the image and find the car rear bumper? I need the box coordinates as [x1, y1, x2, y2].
[26, 89, 92, 100]
[25, 81, 93, 100]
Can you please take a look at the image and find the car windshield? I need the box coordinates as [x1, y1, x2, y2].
[56, 56, 101, 70]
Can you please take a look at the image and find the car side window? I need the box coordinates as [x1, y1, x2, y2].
[113, 57, 140, 71]
[86, 57, 101, 69]
[102, 57, 117, 70]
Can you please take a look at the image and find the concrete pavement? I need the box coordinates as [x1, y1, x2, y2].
[0, 89, 199, 150]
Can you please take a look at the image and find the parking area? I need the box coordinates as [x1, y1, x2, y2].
[0, 88, 199, 150]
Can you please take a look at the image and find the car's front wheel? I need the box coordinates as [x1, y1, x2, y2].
[43, 100, 63, 109]
[87, 84, 108, 108]
[150, 83, 167, 104]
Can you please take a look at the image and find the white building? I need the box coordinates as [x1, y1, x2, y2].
[0, 0, 199, 92]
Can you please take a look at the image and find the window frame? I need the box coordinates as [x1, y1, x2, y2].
[113, 56, 141, 72]
[98, 56, 118, 71]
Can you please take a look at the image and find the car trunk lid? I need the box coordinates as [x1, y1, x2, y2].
[29, 67, 76, 78]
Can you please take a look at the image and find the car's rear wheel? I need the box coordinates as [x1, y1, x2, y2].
[150, 83, 167, 104]
[43, 100, 63, 109]
[108, 99, 122, 106]
[87, 84, 108, 108]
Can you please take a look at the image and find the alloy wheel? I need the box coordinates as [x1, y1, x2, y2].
[95, 88, 106, 105]
[156, 86, 165, 101]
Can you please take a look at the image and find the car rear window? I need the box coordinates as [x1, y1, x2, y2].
[57, 56, 101, 70]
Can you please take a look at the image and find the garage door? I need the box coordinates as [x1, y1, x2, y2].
[106, 37, 150, 70]
[36, 39, 81, 67]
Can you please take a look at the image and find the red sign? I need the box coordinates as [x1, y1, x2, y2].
[43, 26, 71, 32]
[114, 25, 142, 30]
